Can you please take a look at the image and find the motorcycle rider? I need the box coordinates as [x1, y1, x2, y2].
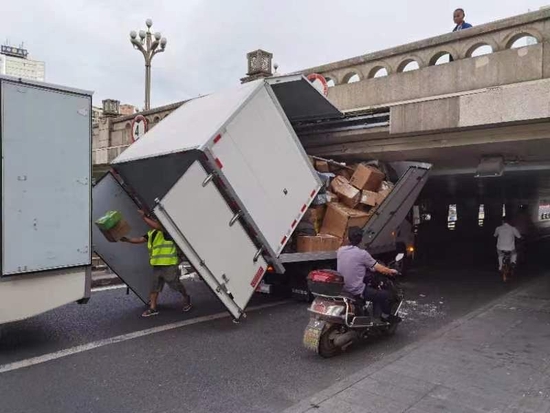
[337, 226, 398, 323]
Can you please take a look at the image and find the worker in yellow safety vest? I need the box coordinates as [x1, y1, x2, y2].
[121, 210, 192, 317]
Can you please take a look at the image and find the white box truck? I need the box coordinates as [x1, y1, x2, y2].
[0, 75, 92, 326]
[94, 75, 431, 321]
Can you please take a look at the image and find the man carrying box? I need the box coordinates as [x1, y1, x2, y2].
[121, 210, 192, 317]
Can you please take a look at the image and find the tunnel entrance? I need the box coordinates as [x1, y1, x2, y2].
[414, 168, 550, 270]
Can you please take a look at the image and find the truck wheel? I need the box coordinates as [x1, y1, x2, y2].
[318, 325, 341, 358]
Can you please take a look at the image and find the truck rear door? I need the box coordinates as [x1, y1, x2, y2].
[154, 161, 269, 320]
[362, 163, 432, 254]
[92, 173, 151, 303]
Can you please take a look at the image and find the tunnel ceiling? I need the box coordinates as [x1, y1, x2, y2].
[421, 168, 550, 201]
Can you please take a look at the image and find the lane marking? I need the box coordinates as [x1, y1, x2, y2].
[0, 300, 289, 375]
[92, 284, 126, 292]
[91, 273, 198, 292]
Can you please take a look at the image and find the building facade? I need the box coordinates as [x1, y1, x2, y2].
[119, 104, 137, 116]
[0, 45, 45, 81]
[92, 106, 103, 125]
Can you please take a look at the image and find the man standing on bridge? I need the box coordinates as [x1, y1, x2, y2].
[121, 210, 192, 317]
[453, 8, 473, 32]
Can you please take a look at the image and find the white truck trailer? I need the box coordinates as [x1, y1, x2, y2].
[0, 75, 92, 326]
[94, 75, 430, 321]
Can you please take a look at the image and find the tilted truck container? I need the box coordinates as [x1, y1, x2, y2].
[94, 75, 340, 320]
[0, 75, 92, 326]
[94, 75, 431, 320]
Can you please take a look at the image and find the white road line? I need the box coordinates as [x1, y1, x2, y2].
[91, 273, 198, 292]
[91, 284, 127, 292]
[0, 300, 289, 375]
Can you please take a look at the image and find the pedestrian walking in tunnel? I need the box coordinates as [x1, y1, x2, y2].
[494, 216, 521, 278]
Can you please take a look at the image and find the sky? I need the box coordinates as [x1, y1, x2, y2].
[2, 0, 546, 108]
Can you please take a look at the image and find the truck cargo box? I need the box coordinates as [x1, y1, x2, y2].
[0, 75, 92, 324]
[0, 76, 92, 276]
[95, 75, 342, 319]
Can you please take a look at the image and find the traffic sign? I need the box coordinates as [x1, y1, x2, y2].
[307, 73, 329, 97]
[131, 115, 148, 142]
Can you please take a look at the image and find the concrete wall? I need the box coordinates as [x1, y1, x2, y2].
[390, 78, 550, 134]
[328, 44, 544, 111]
[92, 100, 185, 169]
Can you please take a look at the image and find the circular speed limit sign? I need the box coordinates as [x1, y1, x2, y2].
[131, 115, 148, 142]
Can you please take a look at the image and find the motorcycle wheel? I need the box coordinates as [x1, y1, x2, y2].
[318, 325, 341, 358]
[384, 303, 401, 336]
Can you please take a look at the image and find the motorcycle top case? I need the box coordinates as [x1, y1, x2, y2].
[307, 269, 344, 296]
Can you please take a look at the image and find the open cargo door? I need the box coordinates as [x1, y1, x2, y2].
[267, 75, 342, 123]
[361, 163, 432, 254]
[154, 161, 269, 320]
[92, 172, 151, 303]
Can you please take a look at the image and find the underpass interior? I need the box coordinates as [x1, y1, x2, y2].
[415, 167, 550, 271]
[305, 123, 550, 277]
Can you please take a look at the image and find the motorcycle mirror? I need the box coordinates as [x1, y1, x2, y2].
[395, 253, 405, 262]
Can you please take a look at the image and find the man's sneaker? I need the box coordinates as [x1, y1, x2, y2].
[182, 296, 192, 312]
[183, 298, 193, 313]
[142, 308, 159, 317]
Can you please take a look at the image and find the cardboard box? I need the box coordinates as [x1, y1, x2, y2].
[334, 168, 353, 181]
[326, 191, 338, 203]
[376, 181, 394, 205]
[99, 219, 131, 242]
[297, 234, 342, 252]
[315, 160, 330, 173]
[350, 164, 385, 191]
[330, 176, 361, 208]
[360, 190, 378, 207]
[308, 205, 326, 233]
[320, 203, 371, 239]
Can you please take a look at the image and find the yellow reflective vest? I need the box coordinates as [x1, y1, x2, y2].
[147, 229, 179, 266]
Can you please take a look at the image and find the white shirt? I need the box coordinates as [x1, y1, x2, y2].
[494, 223, 521, 251]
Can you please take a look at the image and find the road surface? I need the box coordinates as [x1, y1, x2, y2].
[0, 266, 536, 413]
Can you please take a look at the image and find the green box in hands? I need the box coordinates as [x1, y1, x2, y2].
[95, 210, 122, 231]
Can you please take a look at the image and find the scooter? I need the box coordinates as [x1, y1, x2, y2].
[303, 253, 404, 358]
[500, 250, 515, 283]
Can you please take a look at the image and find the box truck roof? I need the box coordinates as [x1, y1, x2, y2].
[112, 75, 341, 165]
[0, 74, 93, 96]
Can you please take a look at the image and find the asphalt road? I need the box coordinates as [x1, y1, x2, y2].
[0, 266, 538, 413]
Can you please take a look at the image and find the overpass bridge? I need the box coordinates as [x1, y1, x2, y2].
[293, 8, 550, 255]
[92, 8, 550, 264]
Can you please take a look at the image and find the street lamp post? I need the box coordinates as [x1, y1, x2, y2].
[130, 19, 167, 111]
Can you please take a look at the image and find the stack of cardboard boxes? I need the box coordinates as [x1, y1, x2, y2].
[295, 160, 395, 253]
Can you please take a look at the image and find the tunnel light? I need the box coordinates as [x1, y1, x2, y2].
[475, 156, 504, 178]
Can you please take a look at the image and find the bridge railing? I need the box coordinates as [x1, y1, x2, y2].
[299, 9, 550, 111]
[92, 144, 131, 166]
